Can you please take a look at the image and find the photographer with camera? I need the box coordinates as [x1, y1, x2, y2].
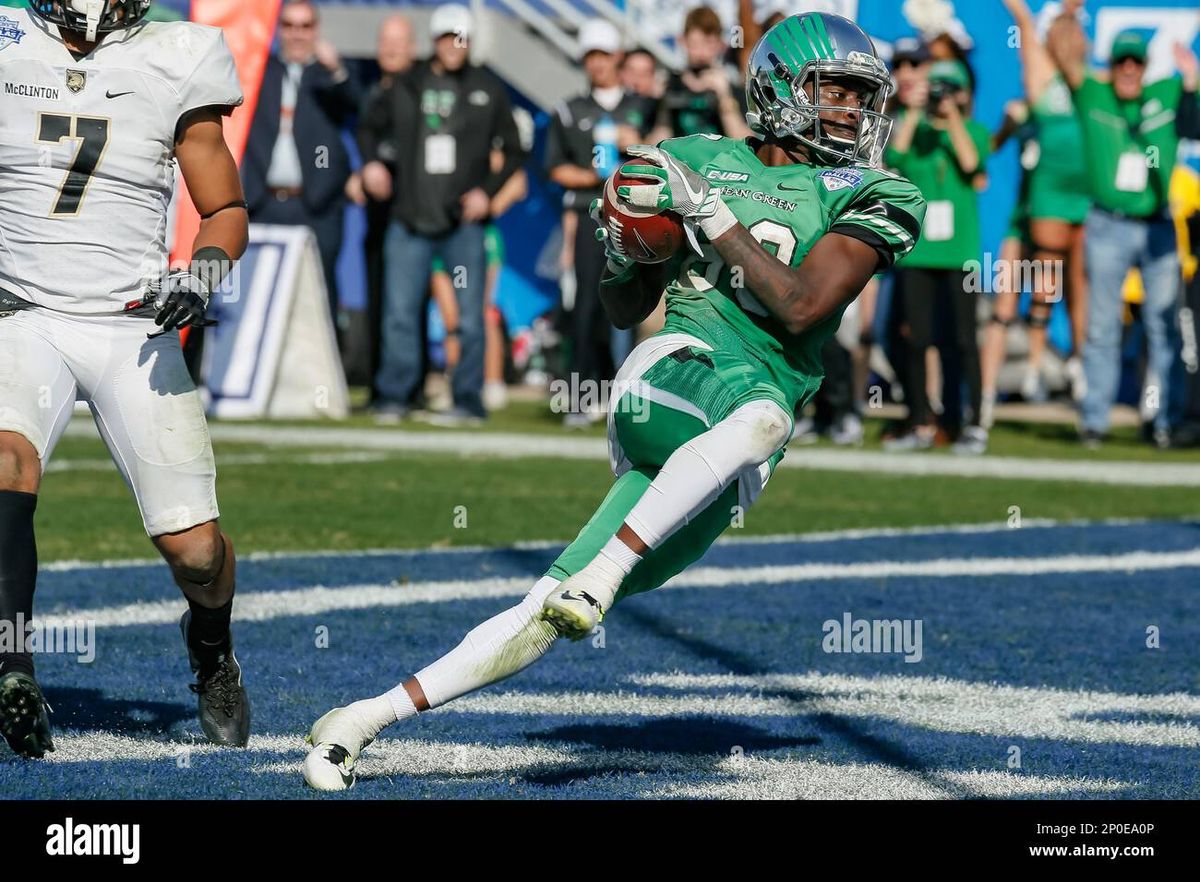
[885, 59, 991, 454]
[646, 6, 750, 142]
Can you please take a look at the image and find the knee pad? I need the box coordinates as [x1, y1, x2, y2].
[725, 400, 792, 465]
[1032, 245, 1071, 261]
[1026, 309, 1051, 329]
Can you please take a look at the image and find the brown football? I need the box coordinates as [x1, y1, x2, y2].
[600, 160, 686, 264]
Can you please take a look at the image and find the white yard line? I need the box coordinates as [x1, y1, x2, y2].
[39, 517, 1085, 572]
[39, 547, 1200, 630]
[630, 672, 1200, 748]
[65, 420, 1200, 487]
[447, 686, 1197, 747]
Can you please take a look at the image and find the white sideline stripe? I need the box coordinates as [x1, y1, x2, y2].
[45, 451, 391, 473]
[205, 424, 1200, 487]
[35, 516, 1162, 572]
[38, 547, 1200, 630]
[785, 447, 1200, 487]
[65, 420, 1200, 486]
[24, 733, 1131, 799]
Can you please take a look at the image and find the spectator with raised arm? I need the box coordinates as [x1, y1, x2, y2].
[999, 0, 1090, 405]
[1049, 20, 1200, 448]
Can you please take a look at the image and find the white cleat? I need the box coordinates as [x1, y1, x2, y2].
[539, 569, 617, 641]
[302, 701, 388, 792]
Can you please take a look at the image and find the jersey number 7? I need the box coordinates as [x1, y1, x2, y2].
[36, 113, 111, 217]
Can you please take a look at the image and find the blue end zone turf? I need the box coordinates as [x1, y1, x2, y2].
[3, 521, 1198, 799]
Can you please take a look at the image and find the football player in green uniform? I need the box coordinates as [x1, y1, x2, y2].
[302, 11, 926, 791]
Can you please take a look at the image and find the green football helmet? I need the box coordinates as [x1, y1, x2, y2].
[745, 12, 893, 168]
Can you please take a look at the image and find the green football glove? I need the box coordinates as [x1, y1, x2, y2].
[617, 145, 722, 219]
[618, 145, 738, 243]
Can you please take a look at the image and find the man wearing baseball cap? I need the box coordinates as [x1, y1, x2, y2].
[361, 3, 526, 425]
[1050, 21, 1200, 447]
[545, 19, 655, 427]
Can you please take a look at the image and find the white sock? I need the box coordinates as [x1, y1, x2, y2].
[598, 535, 642, 575]
[410, 576, 561, 709]
[624, 400, 791, 548]
[382, 686, 416, 724]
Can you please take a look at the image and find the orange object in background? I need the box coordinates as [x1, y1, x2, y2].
[171, 0, 280, 267]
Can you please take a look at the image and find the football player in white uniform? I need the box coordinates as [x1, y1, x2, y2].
[0, 0, 251, 758]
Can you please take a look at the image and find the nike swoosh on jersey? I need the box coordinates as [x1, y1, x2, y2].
[105, 90, 135, 99]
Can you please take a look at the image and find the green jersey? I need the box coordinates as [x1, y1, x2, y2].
[1072, 74, 1184, 217]
[1028, 74, 1091, 224]
[653, 134, 925, 411]
[884, 111, 991, 269]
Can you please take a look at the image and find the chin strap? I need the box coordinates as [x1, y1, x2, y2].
[68, 0, 105, 42]
[86, 0, 104, 42]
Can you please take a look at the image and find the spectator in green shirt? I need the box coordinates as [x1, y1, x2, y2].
[884, 59, 992, 454]
[1050, 21, 1200, 448]
[999, 0, 1091, 407]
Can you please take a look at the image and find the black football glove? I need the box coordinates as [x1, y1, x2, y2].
[152, 270, 210, 335]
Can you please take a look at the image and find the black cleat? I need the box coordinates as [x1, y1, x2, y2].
[180, 611, 251, 747]
[0, 671, 55, 759]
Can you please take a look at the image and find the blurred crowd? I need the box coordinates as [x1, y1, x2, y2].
[237, 0, 1200, 449]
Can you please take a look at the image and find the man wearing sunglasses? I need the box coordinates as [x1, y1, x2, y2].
[243, 0, 361, 332]
[1050, 23, 1200, 448]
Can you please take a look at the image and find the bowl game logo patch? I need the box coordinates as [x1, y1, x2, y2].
[819, 167, 864, 191]
[0, 16, 25, 52]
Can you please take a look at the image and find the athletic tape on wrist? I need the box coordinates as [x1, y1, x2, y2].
[698, 200, 737, 241]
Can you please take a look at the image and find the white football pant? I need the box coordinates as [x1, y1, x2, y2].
[0, 308, 218, 536]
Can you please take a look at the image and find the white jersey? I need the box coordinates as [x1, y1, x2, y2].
[0, 9, 242, 313]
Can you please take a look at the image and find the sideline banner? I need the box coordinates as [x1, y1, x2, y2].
[203, 224, 349, 420]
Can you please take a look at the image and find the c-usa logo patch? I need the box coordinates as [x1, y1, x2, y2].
[818, 168, 865, 192]
[0, 16, 26, 52]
